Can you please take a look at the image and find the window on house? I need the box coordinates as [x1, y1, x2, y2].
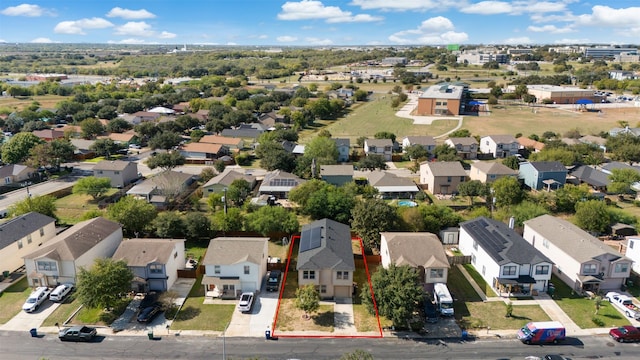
[114, 171, 120, 175]
[447, 176, 452, 183]
[337, 271, 349, 280]
[460, 176, 465, 181]
[630, 240, 635, 249]
[149, 264, 163, 274]
[583, 264, 597, 274]
[27, 234, 32, 244]
[214, 265, 221, 274]
[37, 261, 57, 271]
[303, 270, 315, 279]
[482, 266, 486, 276]
[472, 240, 478, 251]
[503, 266, 517, 276]
[429, 269, 444, 278]
[39, 228, 45, 237]
[535, 265, 549, 275]
[244, 266, 250, 275]
[471, 254, 476, 264]
[97, 171, 103, 174]
[543, 238, 549, 249]
[17, 239, 23, 249]
[615, 263, 629, 273]
[222, 284, 235, 292]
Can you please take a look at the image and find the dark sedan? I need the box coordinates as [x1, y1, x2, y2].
[137, 303, 163, 323]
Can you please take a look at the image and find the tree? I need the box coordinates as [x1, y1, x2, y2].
[28, 139, 75, 169]
[491, 176, 524, 208]
[502, 156, 520, 170]
[226, 179, 252, 207]
[80, 118, 105, 139]
[146, 151, 186, 171]
[554, 184, 593, 213]
[509, 201, 549, 227]
[575, 200, 611, 234]
[76, 258, 133, 309]
[295, 284, 320, 319]
[374, 131, 396, 144]
[362, 264, 423, 327]
[607, 168, 640, 195]
[90, 138, 121, 159]
[149, 131, 183, 150]
[433, 144, 458, 161]
[212, 208, 244, 232]
[594, 296, 603, 315]
[419, 204, 464, 234]
[2, 132, 43, 164]
[356, 155, 387, 171]
[505, 302, 513, 317]
[105, 118, 132, 133]
[72, 176, 112, 200]
[405, 144, 429, 160]
[457, 180, 487, 205]
[152, 211, 186, 238]
[107, 196, 157, 237]
[290, 181, 355, 223]
[184, 212, 212, 240]
[9, 195, 57, 219]
[255, 142, 296, 172]
[351, 198, 397, 251]
[244, 205, 299, 235]
[449, 129, 471, 138]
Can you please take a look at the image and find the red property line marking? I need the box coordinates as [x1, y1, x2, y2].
[272, 235, 383, 338]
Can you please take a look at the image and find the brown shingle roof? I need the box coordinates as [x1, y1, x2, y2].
[181, 142, 224, 154]
[113, 238, 184, 266]
[381, 232, 449, 268]
[471, 162, 518, 175]
[202, 237, 268, 265]
[421, 161, 467, 176]
[199, 135, 242, 146]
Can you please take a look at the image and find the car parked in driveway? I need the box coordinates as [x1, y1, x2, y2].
[237, 292, 254, 313]
[137, 303, 163, 323]
[49, 284, 73, 302]
[22, 287, 51, 313]
[424, 299, 439, 323]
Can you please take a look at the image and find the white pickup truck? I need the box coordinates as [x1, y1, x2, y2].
[606, 292, 640, 320]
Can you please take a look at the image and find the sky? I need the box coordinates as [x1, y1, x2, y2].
[1, 1, 639, 46]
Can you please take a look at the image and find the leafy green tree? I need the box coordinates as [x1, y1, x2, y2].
[351, 198, 397, 251]
[356, 155, 387, 171]
[152, 211, 186, 238]
[245, 205, 299, 235]
[575, 200, 611, 234]
[105, 118, 132, 133]
[398, 207, 426, 232]
[554, 184, 593, 213]
[509, 201, 549, 227]
[90, 138, 121, 159]
[146, 151, 186, 171]
[149, 131, 183, 150]
[9, 195, 57, 219]
[226, 179, 252, 207]
[96, 105, 118, 120]
[457, 180, 487, 205]
[255, 142, 296, 172]
[76, 258, 133, 309]
[296, 284, 320, 319]
[607, 168, 640, 195]
[374, 131, 396, 144]
[606, 133, 640, 165]
[184, 212, 212, 240]
[353, 89, 368, 101]
[107, 196, 157, 236]
[362, 264, 423, 327]
[448, 129, 471, 138]
[80, 118, 105, 139]
[72, 176, 112, 200]
[405, 144, 429, 160]
[419, 204, 464, 234]
[491, 176, 524, 208]
[212, 208, 244, 232]
[303, 135, 339, 165]
[433, 144, 459, 161]
[2, 132, 43, 164]
[28, 139, 75, 169]
[502, 156, 520, 170]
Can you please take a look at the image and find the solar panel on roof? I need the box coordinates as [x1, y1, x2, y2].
[300, 226, 322, 252]
[300, 228, 312, 252]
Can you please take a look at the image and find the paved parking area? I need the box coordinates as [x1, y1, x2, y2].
[0, 300, 60, 332]
[225, 290, 280, 337]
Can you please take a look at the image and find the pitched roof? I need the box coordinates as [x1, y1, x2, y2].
[181, 142, 224, 154]
[105, 132, 136, 142]
[517, 137, 545, 151]
[579, 135, 606, 146]
[260, 170, 306, 191]
[381, 232, 449, 268]
[365, 138, 393, 147]
[23, 217, 121, 261]
[421, 161, 467, 177]
[320, 164, 354, 176]
[365, 170, 418, 189]
[203, 168, 256, 188]
[0, 212, 56, 251]
[404, 136, 436, 146]
[297, 219, 355, 271]
[332, 138, 350, 148]
[199, 135, 242, 146]
[524, 215, 628, 263]
[529, 161, 567, 173]
[471, 162, 517, 176]
[0, 164, 36, 178]
[32, 129, 65, 139]
[460, 217, 552, 266]
[570, 165, 611, 187]
[446, 137, 478, 146]
[202, 237, 268, 265]
[113, 238, 185, 266]
[93, 159, 134, 171]
[484, 135, 517, 143]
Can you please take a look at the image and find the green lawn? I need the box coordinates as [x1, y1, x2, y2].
[448, 266, 482, 302]
[463, 264, 498, 297]
[42, 296, 82, 326]
[0, 278, 31, 324]
[54, 191, 116, 225]
[460, 302, 551, 330]
[170, 275, 235, 331]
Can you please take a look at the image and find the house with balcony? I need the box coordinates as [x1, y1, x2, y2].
[112, 238, 186, 292]
[364, 139, 393, 161]
[93, 160, 138, 188]
[480, 135, 519, 158]
[459, 217, 553, 295]
[419, 161, 467, 195]
[444, 137, 478, 160]
[523, 215, 632, 293]
[519, 161, 567, 191]
[23, 217, 123, 287]
[0, 212, 56, 274]
[297, 219, 355, 299]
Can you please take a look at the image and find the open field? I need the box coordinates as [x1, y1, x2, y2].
[0, 95, 67, 111]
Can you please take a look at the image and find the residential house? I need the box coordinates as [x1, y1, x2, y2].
[281, 141, 305, 156]
[469, 162, 518, 183]
[601, 162, 640, 176]
[32, 129, 65, 142]
[201, 237, 268, 298]
[0, 164, 36, 185]
[523, 215, 632, 292]
[444, 137, 478, 160]
[70, 139, 96, 160]
[93, 160, 138, 188]
[364, 139, 393, 161]
[127, 170, 196, 206]
[517, 137, 545, 154]
[364, 170, 420, 199]
[459, 217, 553, 294]
[297, 219, 355, 299]
[221, 123, 267, 139]
[179, 142, 229, 162]
[333, 138, 350, 162]
[193, 109, 209, 122]
[202, 168, 256, 197]
[0, 212, 56, 273]
[259, 170, 306, 199]
[625, 237, 640, 275]
[609, 126, 640, 137]
[102, 131, 138, 146]
[199, 135, 244, 151]
[569, 165, 610, 191]
[112, 238, 186, 292]
[257, 111, 287, 128]
[380, 232, 449, 291]
[419, 161, 467, 195]
[519, 161, 567, 191]
[401, 136, 436, 155]
[131, 111, 162, 123]
[23, 217, 123, 287]
[320, 165, 353, 187]
[579, 135, 607, 152]
[480, 135, 519, 158]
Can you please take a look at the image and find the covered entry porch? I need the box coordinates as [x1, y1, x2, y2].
[494, 275, 537, 297]
[202, 276, 241, 300]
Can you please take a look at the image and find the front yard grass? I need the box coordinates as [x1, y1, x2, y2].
[0, 278, 30, 324]
[54, 191, 116, 225]
[463, 264, 498, 297]
[460, 302, 551, 330]
[42, 295, 81, 326]
[170, 275, 235, 331]
[275, 301, 334, 332]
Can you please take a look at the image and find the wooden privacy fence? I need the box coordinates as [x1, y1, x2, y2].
[447, 255, 472, 265]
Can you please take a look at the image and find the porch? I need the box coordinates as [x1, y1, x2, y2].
[202, 275, 242, 300]
[494, 275, 537, 297]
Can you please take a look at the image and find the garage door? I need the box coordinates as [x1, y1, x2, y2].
[241, 281, 257, 293]
[334, 285, 351, 298]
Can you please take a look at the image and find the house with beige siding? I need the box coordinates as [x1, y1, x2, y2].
[469, 162, 518, 183]
[419, 161, 467, 195]
[0, 212, 56, 273]
[444, 137, 478, 160]
[93, 160, 138, 188]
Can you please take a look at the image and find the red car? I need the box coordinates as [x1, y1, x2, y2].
[609, 326, 640, 343]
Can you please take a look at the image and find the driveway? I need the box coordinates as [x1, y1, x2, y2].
[0, 300, 60, 332]
[225, 289, 280, 337]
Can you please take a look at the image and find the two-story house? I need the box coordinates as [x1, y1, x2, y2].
[380, 232, 449, 292]
[320, 165, 353, 187]
[459, 217, 554, 295]
[625, 237, 640, 275]
[297, 219, 355, 299]
[401, 136, 436, 156]
[202, 168, 257, 198]
[0, 164, 36, 185]
[480, 135, 519, 158]
[258, 170, 306, 199]
[201, 237, 268, 298]
[419, 161, 467, 195]
[333, 138, 350, 163]
[364, 139, 393, 161]
[23, 217, 123, 287]
[519, 161, 567, 191]
[364, 170, 420, 199]
[469, 162, 518, 183]
[113, 238, 186, 292]
[93, 160, 138, 188]
[0, 212, 56, 273]
[444, 137, 478, 160]
[523, 215, 632, 293]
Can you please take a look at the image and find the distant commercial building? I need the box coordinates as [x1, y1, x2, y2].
[457, 52, 508, 65]
[525, 85, 596, 104]
[614, 52, 640, 63]
[25, 73, 68, 81]
[585, 47, 638, 59]
[416, 83, 466, 116]
[507, 48, 534, 55]
[548, 46, 583, 55]
[381, 57, 407, 66]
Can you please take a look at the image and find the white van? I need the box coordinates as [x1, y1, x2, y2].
[49, 284, 73, 302]
[22, 287, 51, 313]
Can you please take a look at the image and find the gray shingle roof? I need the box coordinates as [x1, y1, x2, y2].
[381, 232, 449, 268]
[365, 138, 393, 147]
[320, 165, 354, 176]
[333, 138, 350, 148]
[421, 161, 467, 177]
[529, 161, 567, 173]
[202, 237, 268, 265]
[0, 212, 56, 251]
[113, 238, 184, 267]
[297, 219, 355, 271]
[485, 135, 517, 143]
[460, 217, 552, 266]
[446, 137, 478, 146]
[471, 162, 518, 175]
[570, 165, 610, 187]
[93, 160, 133, 171]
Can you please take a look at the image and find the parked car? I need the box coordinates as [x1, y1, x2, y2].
[237, 292, 254, 313]
[266, 270, 282, 292]
[137, 303, 163, 323]
[22, 287, 51, 313]
[517, 321, 565, 344]
[605, 292, 640, 320]
[609, 326, 640, 343]
[139, 292, 159, 309]
[58, 326, 97, 342]
[49, 284, 73, 302]
[424, 299, 439, 323]
[129, 144, 141, 149]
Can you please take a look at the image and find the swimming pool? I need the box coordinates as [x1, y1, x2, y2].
[397, 200, 417, 207]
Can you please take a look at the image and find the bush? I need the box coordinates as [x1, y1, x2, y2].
[591, 316, 605, 327]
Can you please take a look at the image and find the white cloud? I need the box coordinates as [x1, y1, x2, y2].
[461, 1, 567, 16]
[278, 0, 381, 23]
[460, 1, 513, 15]
[108, 38, 150, 44]
[114, 21, 154, 37]
[106, 7, 155, 19]
[350, 0, 457, 11]
[575, 5, 640, 27]
[277, 36, 298, 42]
[258, 34, 268, 39]
[389, 16, 467, 45]
[158, 31, 177, 39]
[304, 37, 333, 45]
[31, 37, 57, 43]
[227, 42, 238, 46]
[502, 36, 532, 45]
[553, 38, 592, 45]
[301, 25, 313, 30]
[1, 3, 45, 17]
[527, 24, 573, 33]
[54, 18, 114, 35]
